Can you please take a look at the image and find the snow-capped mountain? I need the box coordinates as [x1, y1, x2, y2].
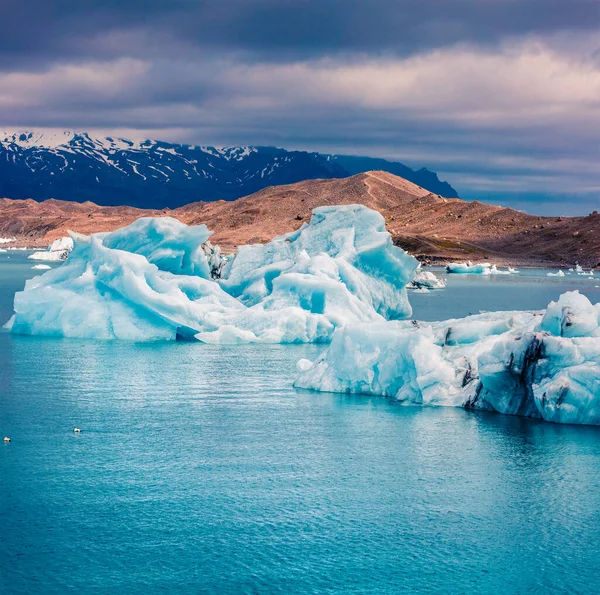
[0, 131, 458, 208]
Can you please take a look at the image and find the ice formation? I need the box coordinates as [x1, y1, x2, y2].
[547, 270, 565, 277]
[31, 264, 52, 270]
[202, 240, 225, 279]
[409, 268, 446, 290]
[295, 291, 600, 425]
[446, 261, 490, 274]
[0, 237, 16, 244]
[9, 206, 418, 343]
[445, 262, 517, 275]
[574, 264, 594, 276]
[28, 236, 74, 262]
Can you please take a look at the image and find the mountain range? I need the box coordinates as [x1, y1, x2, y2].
[0, 131, 458, 208]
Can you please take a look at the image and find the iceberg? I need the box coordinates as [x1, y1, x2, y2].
[409, 268, 446, 290]
[446, 262, 517, 276]
[446, 261, 491, 274]
[485, 264, 517, 276]
[31, 264, 52, 270]
[547, 270, 565, 277]
[29, 236, 74, 262]
[9, 205, 419, 343]
[295, 291, 600, 425]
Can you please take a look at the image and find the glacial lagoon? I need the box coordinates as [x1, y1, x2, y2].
[1, 251, 600, 593]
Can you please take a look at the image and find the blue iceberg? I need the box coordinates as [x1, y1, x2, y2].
[295, 291, 600, 425]
[8, 205, 418, 343]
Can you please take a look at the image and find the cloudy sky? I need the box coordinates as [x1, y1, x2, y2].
[1, 0, 599, 214]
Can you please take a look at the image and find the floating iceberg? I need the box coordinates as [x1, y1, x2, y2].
[409, 268, 446, 290]
[547, 270, 565, 277]
[9, 205, 418, 343]
[485, 264, 517, 276]
[295, 291, 600, 425]
[446, 262, 517, 276]
[31, 264, 52, 270]
[29, 237, 74, 262]
[446, 261, 491, 274]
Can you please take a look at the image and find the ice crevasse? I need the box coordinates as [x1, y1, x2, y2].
[295, 291, 600, 425]
[7, 205, 418, 343]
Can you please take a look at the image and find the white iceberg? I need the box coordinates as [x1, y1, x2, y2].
[547, 270, 565, 277]
[31, 264, 52, 270]
[485, 265, 515, 276]
[9, 205, 418, 343]
[446, 261, 491, 274]
[0, 237, 16, 244]
[295, 291, 600, 425]
[409, 268, 446, 290]
[28, 236, 74, 262]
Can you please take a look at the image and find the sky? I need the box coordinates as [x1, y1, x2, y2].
[1, 0, 599, 214]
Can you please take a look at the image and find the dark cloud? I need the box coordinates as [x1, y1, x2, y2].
[1, 0, 598, 67]
[0, 0, 599, 213]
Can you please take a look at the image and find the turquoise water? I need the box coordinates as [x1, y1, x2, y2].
[1, 253, 600, 594]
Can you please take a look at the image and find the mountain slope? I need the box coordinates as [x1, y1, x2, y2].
[0, 131, 458, 208]
[1, 171, 598, 267]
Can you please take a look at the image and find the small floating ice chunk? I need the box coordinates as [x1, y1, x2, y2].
[547, 270, 565, 277]
[29, 236, 74, 262]
[446, 262, 491, 274]
[409, 268, 446, 290]
[32, 264, 52, 270]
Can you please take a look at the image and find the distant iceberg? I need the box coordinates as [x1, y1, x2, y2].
[446, 262, 517, 275]
[28, 237, 74, 262]
[446, 261, 491, 274]
[408, 268, 446, 290]
[295, 291, 600, 425]
[8, 205, 418, 343]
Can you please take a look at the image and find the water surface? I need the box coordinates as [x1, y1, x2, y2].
[1, 254, 599, 594]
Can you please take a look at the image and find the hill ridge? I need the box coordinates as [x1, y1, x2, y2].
[1, 171, 598, 267]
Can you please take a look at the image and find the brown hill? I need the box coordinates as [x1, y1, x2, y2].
[1, 171, 599, 267]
